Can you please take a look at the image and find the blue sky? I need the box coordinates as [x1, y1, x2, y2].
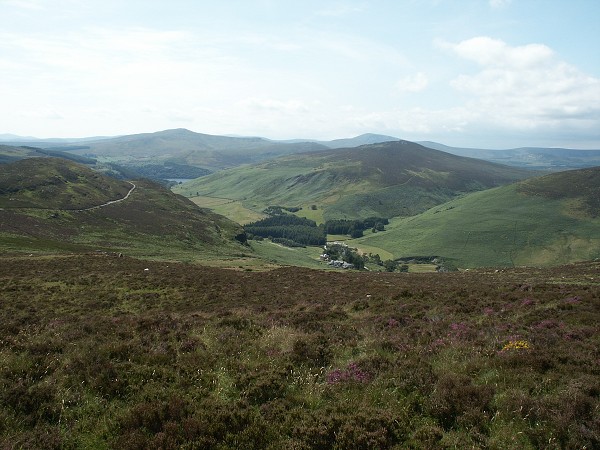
[1, 0, 599, 148]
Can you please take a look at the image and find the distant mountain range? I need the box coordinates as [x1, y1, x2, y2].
[418, 141, 600, 170]
[2, 128, 599, 171]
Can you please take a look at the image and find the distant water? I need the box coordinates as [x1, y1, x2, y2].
[166, 178, 193, 183]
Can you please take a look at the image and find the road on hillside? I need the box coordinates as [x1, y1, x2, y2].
[76, 181, 136, 211]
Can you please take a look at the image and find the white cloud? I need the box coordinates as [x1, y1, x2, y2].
[438, 37, 600, 132]
[438, 36, 554, 68]
[395, 72, 429, 93]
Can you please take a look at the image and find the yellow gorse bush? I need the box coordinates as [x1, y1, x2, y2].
[501, 340, 531, 351]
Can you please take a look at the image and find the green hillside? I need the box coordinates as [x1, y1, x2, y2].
[175, 141, 534, 222]
[0, 158, 247, 260]
[357, 167, 600, 268]
[0, 144, 32, 164]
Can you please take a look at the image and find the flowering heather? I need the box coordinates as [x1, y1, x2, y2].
[447, 322, 470, 339]
[327, 362, 371, 384]
[387, 318, 400, 327]
[521, 297, 535, 306]
[532, 319, 564, 330]
[0, 255, 598, 449]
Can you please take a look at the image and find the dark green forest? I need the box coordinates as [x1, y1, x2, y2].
[245, 215, 326, 246]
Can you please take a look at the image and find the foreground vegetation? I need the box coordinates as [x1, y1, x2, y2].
[1, 254, 598, 449]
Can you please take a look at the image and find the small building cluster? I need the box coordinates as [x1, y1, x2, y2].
[327, 259, 354, 269]
[320, 242, 356, 269]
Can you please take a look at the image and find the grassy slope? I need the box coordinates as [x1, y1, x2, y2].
[1, 254, 598, 448]
[357, 167, 600, 267]
[175, 141, 534, 222]
[0, 158, 248, 260]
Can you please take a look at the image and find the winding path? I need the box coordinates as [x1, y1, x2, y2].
[76, 181, 136, 212]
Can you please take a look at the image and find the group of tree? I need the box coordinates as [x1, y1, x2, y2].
[322, 245, 411, 272]
[263, 205, 302, 216]
[363, 253, 407, 272]
[245, 215, 326, 247]
[323, 217, 389, 238]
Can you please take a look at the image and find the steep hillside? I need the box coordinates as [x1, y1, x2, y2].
[0, 158, 247, 259]
[357, 167, 600, 267]
[175, 141, 534, 221]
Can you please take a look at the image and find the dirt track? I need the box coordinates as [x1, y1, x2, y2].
[75, 181, 136, 211]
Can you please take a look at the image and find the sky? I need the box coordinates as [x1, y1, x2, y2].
[1, 0, 599, 148]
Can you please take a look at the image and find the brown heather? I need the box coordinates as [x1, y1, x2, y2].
[0, 254, 598, 449]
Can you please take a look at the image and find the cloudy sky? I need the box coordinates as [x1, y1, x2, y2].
[1, 0, 599, 148]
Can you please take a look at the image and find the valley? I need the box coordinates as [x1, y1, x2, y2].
[2, 132, 599, 269]
[0, 130, 599, 448]
[3, 1, 599, 447]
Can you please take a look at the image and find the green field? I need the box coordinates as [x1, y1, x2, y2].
[248, 240, 325, 269]
[190, 195, 265, 225]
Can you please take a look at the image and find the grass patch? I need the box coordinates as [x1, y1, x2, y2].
[189, 195, 265, 225]
[248, 240, 324, 269]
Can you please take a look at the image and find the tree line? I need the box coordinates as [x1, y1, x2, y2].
[323, 217, 389, 238]
[245, 215, 326, 247]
